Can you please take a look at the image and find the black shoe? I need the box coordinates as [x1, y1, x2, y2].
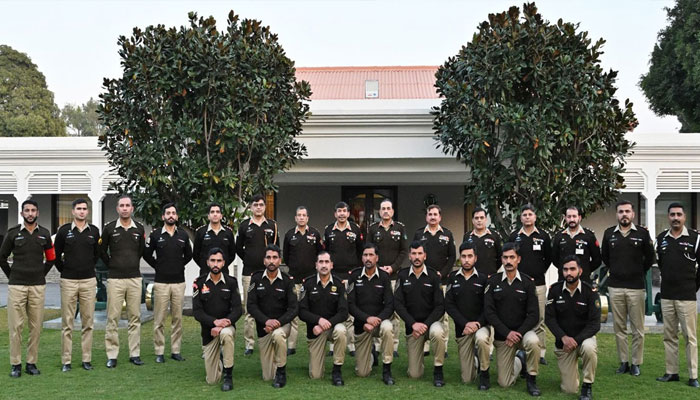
[81, 362, 93, 371]
[526, 374, 541, 396]
[479, 368, 490, 391]
[155, 355, 165, 363]
[382, 363, 394, 385]
[372, 349, 379, 367]
[221, 367, 233, 391]
[287, 348, 296, 356]
[25, 363, 40, 376]
[579, 382, 592, 400]
[516, 350, 527, 379]
[129, 357, 144, 366]
[349, 350, 355, 357]
[327, 350, 333, 357]
[171, 353, 184, 361]
[106, 359, 117, 368]
[393, 350, 399, 358]
[616, 362, 630, 374]
[630, 364, 640, 376]
[656, 373, 679, 382]
[444, 352, 448, 359]
[433, 365, 445, 387]
[424, 351, 430, 356]
[273, 365, 287, 388]
[539, 357, 548, 365]
[61, 363, 71, 372]
[689, 379, 699, 388]
[9, 364, 21, 378]
[244, 349, 254, 356]
[331, 364, 344, 386]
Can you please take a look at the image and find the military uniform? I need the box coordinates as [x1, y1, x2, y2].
[100, 219, 146, 361]
[54, 222, 99, 366]
[464, 229, 502, 277]
[545, 280, 601, 394]
[144, 226, 193, 358]
[192, 224, 236, 276]
[0, 223, 55, 370]
[552, 226, 601, 283]
[601, 223, 654, 369]
[192, 273, 242, 385]
[298, 273, 348, 379]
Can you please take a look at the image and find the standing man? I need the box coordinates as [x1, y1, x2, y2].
[394, 241, 446, 387]
[54, 198, 99, 372]
[298, 251, 348, 385]
[193, 248, 242, 392]
[367, 198, 407, 357]
[546, 256, 601, 400]
[655, 203, 700, 388]
[464, 207, 502, 277]
[601, 200, 654, 376]
[552, 206, 601, 283]
[445, 242, 492, 389]
[144, 203, 193, 363]
[0, 199, 55, 377]
[247, 245, 297, 388]
[237, 194, 279, 356]
[485, 242, 541, 396]
[282, 205, 323, 356]
[192, 202, 236, 277]
[509, 204, 552, 365]
[100, 194, 146, 368]
[348, 244, 395, 385]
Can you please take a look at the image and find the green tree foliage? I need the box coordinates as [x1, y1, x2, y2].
[433, 3, 638, 237]
[61, 98, 104, 136]
[0, 44, 65, 136]
[99, 11, 310, 230]
[640, 0, 700, 132]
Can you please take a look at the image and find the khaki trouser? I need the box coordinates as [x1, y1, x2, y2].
[8, 284, 45, 365]
[308, 324, 347, 378]
[259, 324, 291, 380]
[535, 285, 547, 358]
[455, 326, 492, 383]
[661, 299, 698, 379]
[494, 330, 540, 387]
[153, 282, 186, 355]
[554, 336, 597, 394]
[406, 321, 446, 378]
[330, 281, 356, 354]
[203, 326, 235, 384]
[422, 286, 449, 355]
[242, 275, 256, 351]
[609, 286, 645, 365]
[356, 319, 393, 377]
[60, 278, 96, 364]
[288, 283, 302, 350]
[375, 280, 400, 353]
[105, 277, 142, 359]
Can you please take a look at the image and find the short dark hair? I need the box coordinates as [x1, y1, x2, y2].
[162, 202, 177, 215]
[520, 203, 536, 214]
[565, 205, 581, 216]
[117, 194, 132, 204]
[501, 242, 520, 256]
[472, 207, 486, 218]
[251, 194, 265, 204]
[21, 199, 38, 210]
[72, 198, 89, 208]
[334, 201, 349, 211]
[207, 202, 222, 213]
[295, 205, 308, 215]
[409, 240, 424, 251]
[426, 204, 441, 214]
[380, 198, 393, 207]
[265, 244, 281, 257]
[615, 200, 634, 211]
[363, 243, 378, 254]
[459, 241, 477, 256]
[316, 250, 331, 261]
[562, 254, 581, 268]
[668, 202, 684, 213]
[207, 247, 224, 258]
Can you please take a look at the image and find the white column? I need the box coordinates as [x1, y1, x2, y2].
[88, 192, 104, 229]
[13, 168, 29, 223]
[643, 191, 659, 240]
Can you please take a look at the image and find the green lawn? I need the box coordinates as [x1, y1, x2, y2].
[0, 308, 698, 399]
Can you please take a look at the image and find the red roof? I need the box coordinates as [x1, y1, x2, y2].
[295, 66, 439, 100]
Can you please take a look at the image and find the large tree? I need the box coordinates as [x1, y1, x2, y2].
[62, 98, 104, 136]
[433, 3, 638, 237]
[640, 0, 700, 132]
[0, 44, 65, 136]
[99, 11, 310, 230]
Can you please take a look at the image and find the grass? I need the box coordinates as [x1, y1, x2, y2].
[0, 308, 698, 399]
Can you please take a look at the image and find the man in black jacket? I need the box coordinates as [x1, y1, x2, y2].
[193, 248, 242, 391]
[144, 203, 193, 363]
[552, 206, 601, 283]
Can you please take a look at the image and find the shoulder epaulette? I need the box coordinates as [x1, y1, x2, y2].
[58, 223, 72, 232]
[349, 266, 363, 275]
[303, 273, 316, 284]
[395, 221, 405, 227]
[369, 221, 379, 227]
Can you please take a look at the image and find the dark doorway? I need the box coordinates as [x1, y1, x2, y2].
[341, 186, 398, 239]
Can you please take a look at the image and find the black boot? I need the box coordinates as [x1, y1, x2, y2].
[382, 363, 394, 385]
[615, 362, 629, 374]
[516, 350, 527, 379]
[221, 367, 233, 391]
[478, 368, 490, 391]
[273, 365, 287, 388]
[331, 364, 344, 386]
[372, 348, 379, 367]
[526, 374, 541, 396]
[433, 365, 445, 387]
[579, 382, 592, 400]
